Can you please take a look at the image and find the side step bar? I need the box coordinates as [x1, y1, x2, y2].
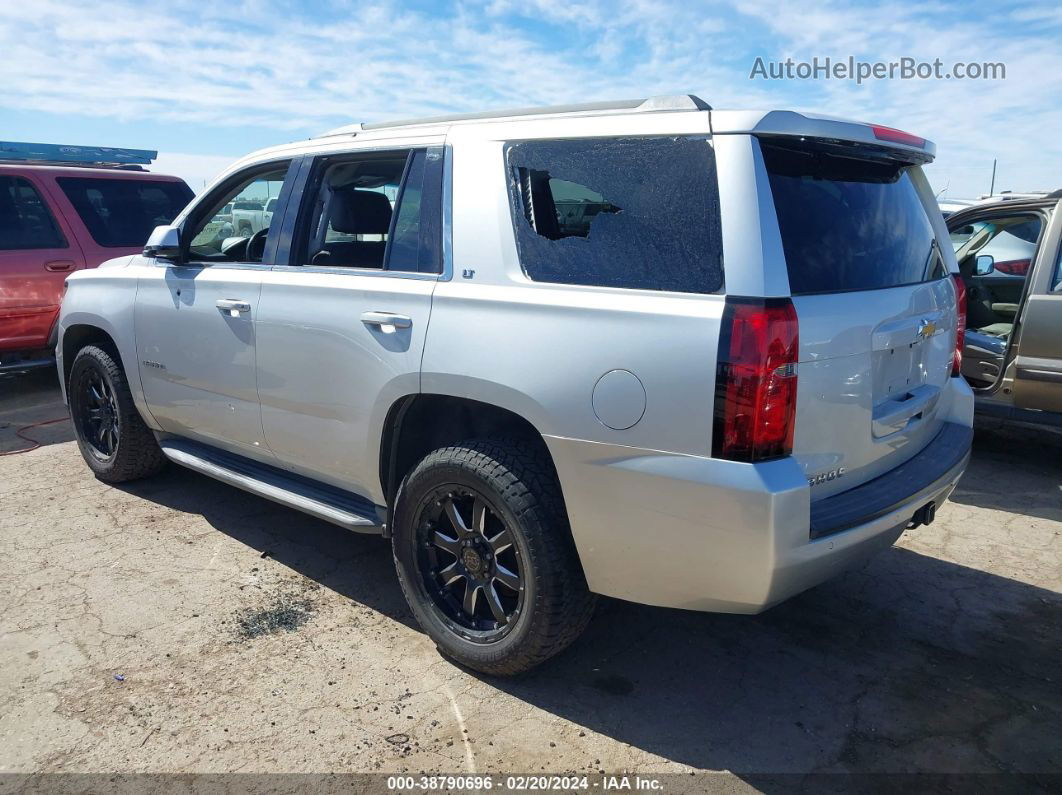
[0, 357, 55, 374]
[159, 439, 385, 533]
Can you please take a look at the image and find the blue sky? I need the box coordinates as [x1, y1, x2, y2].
[1, 0, 1059, 197]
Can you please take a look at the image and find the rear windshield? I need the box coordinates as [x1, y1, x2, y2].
[762, 140, 944, 295]
[57, 177, 193, 248]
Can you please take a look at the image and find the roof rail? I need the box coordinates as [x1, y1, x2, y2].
[0, 141, 157, 169]
[318, 94, 711, 137]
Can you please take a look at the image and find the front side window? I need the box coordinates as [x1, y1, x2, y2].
[186, 165, 291, 263]
[295, 148, 442, 273]
[57, 177, 192, 248]
[951, 215, 1042, 277]
[506, 136, 724, 293]
[0, 176, 66, 250]
[951, 212, 1042, 342]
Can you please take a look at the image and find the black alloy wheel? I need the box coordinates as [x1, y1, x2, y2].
[74, 365, 120, 460]
[414, 486, 525, 642]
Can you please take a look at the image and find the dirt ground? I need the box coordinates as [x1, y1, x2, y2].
[1, 368, 1060, 785]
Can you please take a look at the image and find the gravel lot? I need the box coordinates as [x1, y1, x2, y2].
[1, 369, 1060, 784]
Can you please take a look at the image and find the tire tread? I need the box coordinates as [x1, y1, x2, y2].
[393, 436, 595, 675]
[70, 345, 165, 483]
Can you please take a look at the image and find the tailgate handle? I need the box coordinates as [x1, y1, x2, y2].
[872, 384, 940, 438]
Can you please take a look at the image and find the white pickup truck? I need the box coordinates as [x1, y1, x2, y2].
[230, 197, 278, 236]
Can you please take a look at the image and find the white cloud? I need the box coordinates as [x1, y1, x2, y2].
[151, 152, 238, 193]
[728, 0, 1062, 197]
[0, 0, 1058, 198]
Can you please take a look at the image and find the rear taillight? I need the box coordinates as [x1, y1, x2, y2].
[951, 274, 967, 377]
[713, 297, 799, 462]
[992, 258, 1030, 276]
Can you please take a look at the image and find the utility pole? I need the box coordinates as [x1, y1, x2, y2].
[989, 159, 997, 196]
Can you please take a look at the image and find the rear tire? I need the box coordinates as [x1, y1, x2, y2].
[68, 345, 165, 483]
[392, 438, 595, 676]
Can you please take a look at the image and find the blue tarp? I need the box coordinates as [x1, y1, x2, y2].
[0, 141, 157, 165]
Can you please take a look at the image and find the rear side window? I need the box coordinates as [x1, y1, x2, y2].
[506, 137, 723, 293]
[57, 177, 193, 248]
[0, 176, 66, 250]
[762, 140, 944, 295]
[296, 147, 443, 273]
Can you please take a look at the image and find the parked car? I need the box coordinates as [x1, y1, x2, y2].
[0, 142, 193, 371]
[57, 96, 973, 674]
[947, 191, 1062, 425]
[939, 198, 977, 219]
[197, 204, 236, 247]
[231, 197, 278, 236]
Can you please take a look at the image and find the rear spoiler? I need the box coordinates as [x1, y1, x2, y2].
[710, 110, 935, 164]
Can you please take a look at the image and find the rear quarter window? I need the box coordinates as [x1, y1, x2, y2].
[762, 139, 944, 295]
[57, 177, 193, 248]
[505, 137, 723, 294]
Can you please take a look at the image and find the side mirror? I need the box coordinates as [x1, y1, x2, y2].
[144, 225, 181, 260]
[975, 254, 995, 276]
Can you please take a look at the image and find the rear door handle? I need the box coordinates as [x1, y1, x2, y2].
[216, 298, 251, 316]
[44, 259, 76, 272]
[361, 311, 412, 330]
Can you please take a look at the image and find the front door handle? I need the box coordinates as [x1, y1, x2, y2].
[216, 298, 251, 316]
[44, 259, 76, 272]
[361, 311, 412, 330]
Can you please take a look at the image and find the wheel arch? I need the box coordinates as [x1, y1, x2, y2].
[58, 316, 158, 431]
[379, 393, 559, 509]
[61, 323, 122, 387]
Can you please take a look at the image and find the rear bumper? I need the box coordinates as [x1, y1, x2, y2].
[763, 434, 968, 610]
[547, 414, 972, 614]
[809, 421, 971, 539]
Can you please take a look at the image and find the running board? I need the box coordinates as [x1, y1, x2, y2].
[0, 357, 55, 374]
[158, 439, 385, 533]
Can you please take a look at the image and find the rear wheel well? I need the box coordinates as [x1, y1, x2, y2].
[380, 395, 556, 506]
[62, 325, 121, 387]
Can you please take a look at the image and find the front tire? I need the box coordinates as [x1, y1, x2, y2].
[68, 345, 165, 483]
[392, 438, 595, 676]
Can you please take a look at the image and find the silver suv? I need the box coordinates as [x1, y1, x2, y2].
[57, 96, 974, 674]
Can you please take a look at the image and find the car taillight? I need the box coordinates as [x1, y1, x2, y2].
[951, 274, 967, 377]
[713, 297, 799, 462]
[992, 258, 1030, 276]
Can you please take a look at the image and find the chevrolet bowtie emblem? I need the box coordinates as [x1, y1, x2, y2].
[917, 318, 936, 339]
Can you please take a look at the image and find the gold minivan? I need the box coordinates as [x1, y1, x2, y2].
[948, 191, 1062, 425]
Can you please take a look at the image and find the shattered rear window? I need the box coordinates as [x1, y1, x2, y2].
[505, 136, 723, 293]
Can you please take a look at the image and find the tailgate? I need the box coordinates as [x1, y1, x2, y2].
[759, 135, 957, 498]
[794, 282, 956, 497]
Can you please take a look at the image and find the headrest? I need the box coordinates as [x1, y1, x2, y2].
[330, 189, 392, 235]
